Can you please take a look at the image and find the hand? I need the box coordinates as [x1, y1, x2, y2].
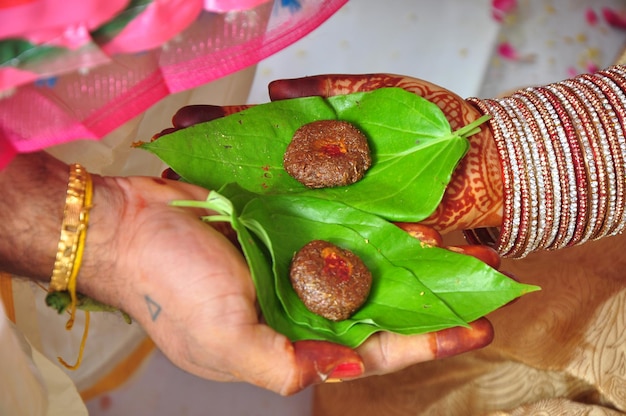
[148, 95, 503, 390]
[78, 170, 366, 395]
[84, 173, 495, 393]
[262, 74, 508, 378]
[268, 74, 504, 234]
[0, 152, 361, 395]
[165, 74, 504, 234]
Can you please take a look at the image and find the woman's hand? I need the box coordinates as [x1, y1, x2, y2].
[268, 74, 504, 234]
[166, 74, 504, 234]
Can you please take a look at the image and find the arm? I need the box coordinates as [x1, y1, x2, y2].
[0, 152, 76, 280]
[266, 67, 626, 258]
[0, 151, 493, 394]
[0, 151, 359, 394]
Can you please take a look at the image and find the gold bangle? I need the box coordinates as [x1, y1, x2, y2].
[47, 163, 93, 370]
[49, 164, 92, 293]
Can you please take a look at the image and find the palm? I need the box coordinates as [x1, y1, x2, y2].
[97, 176, 362, 394]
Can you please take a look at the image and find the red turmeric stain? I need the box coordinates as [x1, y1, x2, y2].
[320, 143, 347, 157]
[321, 247, 353, 282]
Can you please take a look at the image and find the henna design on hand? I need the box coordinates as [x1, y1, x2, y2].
[270, 74, 504, 233]
[162, 74, 504, 234]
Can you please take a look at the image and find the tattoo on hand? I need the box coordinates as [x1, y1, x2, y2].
[145, 295, 162, 321]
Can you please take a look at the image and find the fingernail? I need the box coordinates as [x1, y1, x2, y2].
[326, 361, 364, 382]
[294, 340, 364, 386]
[172, 104, 226, 128]
[434, 318, 494, 359]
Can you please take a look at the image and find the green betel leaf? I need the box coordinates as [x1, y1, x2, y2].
[315, 206, 540, 323]
[157, 89, 537, 349]
[176, 187, 539, 348]
[174, 190, 373, 345]
[235, 192, 538, 333]
[141, 96, 336, 193]
[141, 88, 476, 222]
[237, 195, 467, 335]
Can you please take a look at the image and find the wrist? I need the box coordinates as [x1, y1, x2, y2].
[75, 174, 127, 308]
[0, 152, 130, 310]
[465, 65, 626, 258]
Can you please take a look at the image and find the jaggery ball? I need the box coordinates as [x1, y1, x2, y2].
[290, 240, 372, 321]
[283, 120, 372, 188]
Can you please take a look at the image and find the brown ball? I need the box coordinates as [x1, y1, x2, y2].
[290, 240, 372, 321]
[283, 120, 372, 188]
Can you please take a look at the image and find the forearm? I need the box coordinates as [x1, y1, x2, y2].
[0, 152, 122, 304]
[0, 152, 69, 280]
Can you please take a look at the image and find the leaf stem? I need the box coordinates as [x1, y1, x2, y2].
[171, 191, 235, 219]
[452, 114, 492, 139]
[201, 215, 232, 223]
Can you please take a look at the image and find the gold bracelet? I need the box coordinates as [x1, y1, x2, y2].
[49, 163, 92, 293]
[47, 163, 93, 370]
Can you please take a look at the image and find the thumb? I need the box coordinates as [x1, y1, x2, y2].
[233, 326, 363, 395]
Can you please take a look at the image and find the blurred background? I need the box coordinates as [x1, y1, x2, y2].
[83, 0, 626, 414]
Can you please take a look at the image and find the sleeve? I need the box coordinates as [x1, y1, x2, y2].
[0, 299, 87, 416]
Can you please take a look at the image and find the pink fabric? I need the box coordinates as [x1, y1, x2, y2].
[0, 0, 348, 169]
[100, 0, 204, 55]
[0, 137, 17, 169]
[0, 67, 38, 90]
[204, 0, 271, 12]
[0, 0, 127, 46]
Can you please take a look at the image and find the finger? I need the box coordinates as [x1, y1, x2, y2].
[155, 104, 252, 178]
[219, 326, 363, 395]
[161, 168, 181, 180]
[445, 244, 502, 270]
[356, 318, 493, 376]
[269, 73, 409, 100]
[268, 74, 461, 110]
[394, 222, 501, 269]
[433, 318, 494, 359]
[394, 222, 444, 247]
[152, 104, 253, 141]
[151, 126, 178, 141]
[293, 340, 364, 384]
[171, 104, 251, 128]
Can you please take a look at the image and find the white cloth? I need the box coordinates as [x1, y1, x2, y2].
[0, 303, 87, 416]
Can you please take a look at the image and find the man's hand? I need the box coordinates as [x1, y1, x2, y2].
[80, 171, 494, 394]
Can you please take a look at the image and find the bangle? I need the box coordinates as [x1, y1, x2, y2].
[46, 163, 93, 370]
[49, 163, 92, 299]
[465, 65, 626, 257]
